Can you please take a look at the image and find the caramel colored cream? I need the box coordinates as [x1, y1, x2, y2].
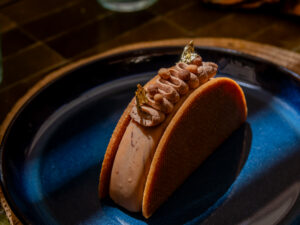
[130, 60, 218, 127]
[109, 57, 218, 212]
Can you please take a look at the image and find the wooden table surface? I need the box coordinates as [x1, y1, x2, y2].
[0, 0, 300, 224]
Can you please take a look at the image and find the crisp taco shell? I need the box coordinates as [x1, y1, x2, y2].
[99, 77, 247, 218]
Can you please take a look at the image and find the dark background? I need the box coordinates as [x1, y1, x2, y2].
[0, 0, 299, 123]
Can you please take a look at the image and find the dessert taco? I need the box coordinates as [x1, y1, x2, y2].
[99, 41, 247, 218]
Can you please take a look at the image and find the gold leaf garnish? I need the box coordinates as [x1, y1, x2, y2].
[135, 84, 148, 109]
[180, 40, 199, 64]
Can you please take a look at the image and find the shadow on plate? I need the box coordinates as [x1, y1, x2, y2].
[37, 122, 251, 225]
[101, 122, 252, 225]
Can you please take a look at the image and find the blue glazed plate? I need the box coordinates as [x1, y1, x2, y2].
[1, 46, 300, 225]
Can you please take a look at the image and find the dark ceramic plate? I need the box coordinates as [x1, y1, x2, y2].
[1, 46, 300, 225]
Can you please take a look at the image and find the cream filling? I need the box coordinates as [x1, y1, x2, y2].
[109, 62, 218, 211]
[109, 121, 161, 212]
